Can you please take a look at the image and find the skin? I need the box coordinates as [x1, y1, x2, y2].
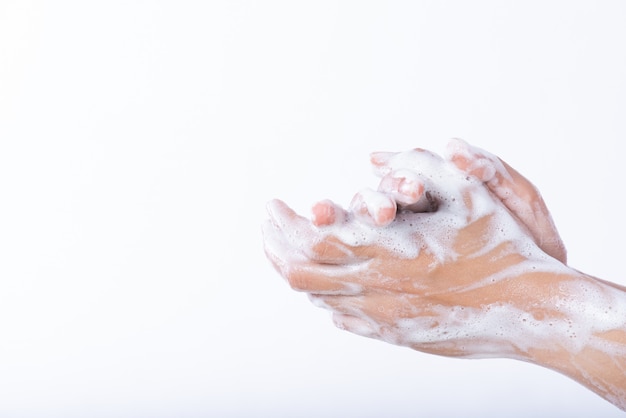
[263, 139, 626, 410]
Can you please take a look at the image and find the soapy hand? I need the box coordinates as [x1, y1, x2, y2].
[371, 138, 567, 263]
[263, 147, 569, 359]
[263, 142, 626, 410]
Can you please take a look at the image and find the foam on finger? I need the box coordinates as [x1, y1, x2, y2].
[445, 138, 508, 183]
[311, 199, 345, 227]
[370, 151, 397, 176]
[378, 169, 425, 206]
[350, 188, 397, 227]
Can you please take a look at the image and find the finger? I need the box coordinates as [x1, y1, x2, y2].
[287, 261, 367, 295]
[309, 234, 364, 264]
[445, 138, 567, 263]
[266, 198, 324, 259]
[370, 148, 444, 177]
[266, 198, 311, 233]
[349, 188, 397, 227]
[262, 219, 306, 278]
[308, 294, 363, 314]
[377, 169, 425, 207]
[372, 149, 476, 217]
[369, 148, 457, 213]
[264, 218, 367, 294]
[376, 170, 442, 214]
[445, 138, 500, 182]
[266, 199, 361, 265]
[370, 151, 398, 176]
[497, 160, 566, 263]
[308, 295, 369, 328]
[311, 199, 347, 227]
[332, 313, 379, 339]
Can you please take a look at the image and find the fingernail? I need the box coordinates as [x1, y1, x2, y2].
[478, 162, 496, 182]
[311, 200, 345, 226]
[392, 169, 422, 204]
[444, 137, 471, 159]
[353, 188, 396, 227]
[370, 151, 396, 167]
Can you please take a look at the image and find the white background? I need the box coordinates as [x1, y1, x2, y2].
[1, 1, 625, 417]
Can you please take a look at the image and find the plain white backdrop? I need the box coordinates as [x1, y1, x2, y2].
[1, 1, 626, 416]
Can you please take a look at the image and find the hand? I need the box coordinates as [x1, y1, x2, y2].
[371, 138, 567, 263]
[263, 148, 571, 359]
[264, 146, 626, 410]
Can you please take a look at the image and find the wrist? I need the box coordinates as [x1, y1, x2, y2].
[510, 269, 626, 410]
[466, 267, 600, 361]
[514, 268, 626, 364]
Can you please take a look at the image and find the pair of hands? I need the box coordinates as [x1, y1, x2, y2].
[263, 138, 568, 359]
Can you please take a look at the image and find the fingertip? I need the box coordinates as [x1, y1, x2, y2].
[468, 160, 497, 182]
[350, 189, 397, 227]
[266, 199, 313, 237]
[265, 199, 282, 224]
[349, 191, 368, 221]
[375, 205, 397, 227]
[378, 169, 425, 206]
[444, 137, 470, 157]
[444, 138, 471, 164]
[370, 151, 396, 167]
[447, 152, 467, 169]
[311, 200, 334, 226]
[479, 162, 497, 182]
[311, 199, 345, 227]
[266, 199, 294, 226]
[332, 313, 377, 338]
[393, 169, 425, 205]
[370, 151, 396, 176]
[261, 219, 293, 276]
[266, 198, 289, 217]
[444, 140, 497, 183]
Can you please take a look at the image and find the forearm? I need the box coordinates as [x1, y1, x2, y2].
[522, 271, 626, 410]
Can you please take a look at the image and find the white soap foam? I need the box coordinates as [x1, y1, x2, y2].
[386, 169, 423, 205]
[316, 148, 547, 267]
[351, 188, 397, 226]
